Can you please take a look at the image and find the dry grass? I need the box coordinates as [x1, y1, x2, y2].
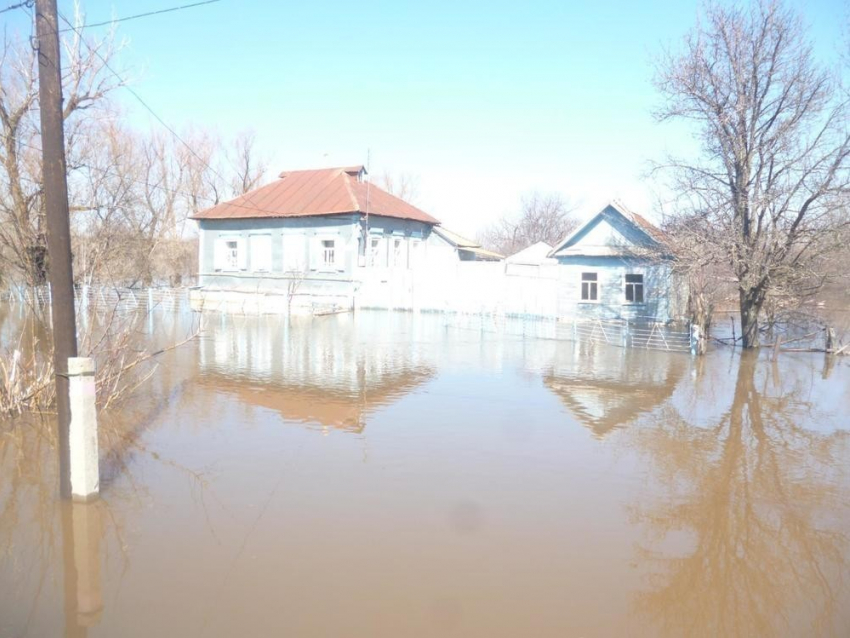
[0, 299, 199, 417]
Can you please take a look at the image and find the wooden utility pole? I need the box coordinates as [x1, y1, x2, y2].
[36, 0, 79, 499]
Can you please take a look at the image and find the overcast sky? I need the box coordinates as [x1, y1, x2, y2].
[3, 0, 847, 236]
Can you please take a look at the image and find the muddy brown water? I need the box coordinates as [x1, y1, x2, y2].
[1, 310, 849, 637]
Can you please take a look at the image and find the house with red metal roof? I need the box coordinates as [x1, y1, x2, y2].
[190, 166, 502, 311]
[547, 202, 677, 322]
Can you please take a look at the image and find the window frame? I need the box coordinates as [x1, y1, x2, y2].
[580, 272, 599, 302]
[215, 235, 245, 272]
[391, 236, 406, 269]
[321, 238, 336, 268]
[624, 273, 645, 304]
[368, 236, 384, 267]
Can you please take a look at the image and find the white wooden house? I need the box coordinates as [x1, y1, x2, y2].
[548, 202, 677, 322]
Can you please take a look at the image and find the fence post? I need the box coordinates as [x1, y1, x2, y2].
[622, 321, 630, 348]
[67, 357, 99, 501]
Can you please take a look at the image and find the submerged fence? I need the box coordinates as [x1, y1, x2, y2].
[445, 313, 696, 354]
[2, 284, 697, 354]
[3, 284, 191, 314]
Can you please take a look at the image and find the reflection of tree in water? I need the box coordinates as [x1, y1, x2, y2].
[0, 398, 211, 636]
[630, 354, 850, 637]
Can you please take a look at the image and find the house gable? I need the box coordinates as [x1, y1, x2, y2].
[550, 203, 662, 259]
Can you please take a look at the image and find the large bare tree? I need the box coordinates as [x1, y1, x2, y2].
[479, 192, 577, 257]
[71, 123, 268, 286]
[655, 0, 850, 347]
[0, 19, 123, 286]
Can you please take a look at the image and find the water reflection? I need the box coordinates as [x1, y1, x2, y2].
[543, 340, 686, 438]
[629, 353, 850, 637]
[0, 309, 848, 636]
[197, 314, 436, 431]
[62, 501, 104, 637]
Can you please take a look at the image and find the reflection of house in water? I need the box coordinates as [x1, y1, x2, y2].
[543, 341, 685, 438]
[197, 314, 435, 432]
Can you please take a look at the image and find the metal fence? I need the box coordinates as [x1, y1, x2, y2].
[3, 284, 191, 314]
[445, 313, 695, 354]
[2, 285, 697, 354]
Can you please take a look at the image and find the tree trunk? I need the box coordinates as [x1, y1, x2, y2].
[25, 242, 49, 286]
[739, 288, 765, 349]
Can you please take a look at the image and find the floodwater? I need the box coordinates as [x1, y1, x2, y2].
[1, 309, 849, 637]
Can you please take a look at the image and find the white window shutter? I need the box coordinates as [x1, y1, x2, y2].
[213, 238, 226, 271]
[236, 237, 247, 270]
[283, 235, 304, 272]
[251, 235, 272, 272]
[335, 236, 344, 270]
[309, 237, 319, 270]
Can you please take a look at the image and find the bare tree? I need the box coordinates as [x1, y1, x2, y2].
[654, 0, 850, 347]
[227, 129, 267, 196]
[377, 170, 420, 203]
[479, 192, 577, 256]
[71, 123, 267, 286]
[0, 18, 123, 286]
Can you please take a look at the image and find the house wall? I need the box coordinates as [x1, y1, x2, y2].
[554, 256, 673, 322]
[193, 211, 680, 323]
[197, 215, 361, 308]
[196, 215, 454, 310]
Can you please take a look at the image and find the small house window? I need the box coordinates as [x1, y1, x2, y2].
[224, 240, 239, 270]
[322, 239, 336, 267]
[392, 237, 405, 268]
[214, 236, 246, 271]
[581, 272, 598, 301]
[368, 237, 383, 267]
[409, 239, 421, 268]
[625, 274, 644, 303]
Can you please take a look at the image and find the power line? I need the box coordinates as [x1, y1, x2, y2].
[0, 132, 293, 220]
[57, 0, 221, 33]
[0, 0, 32, 15]
[55, 8, 270, 218]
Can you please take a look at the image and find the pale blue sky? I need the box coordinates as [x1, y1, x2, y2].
[4, 0, 847, 235]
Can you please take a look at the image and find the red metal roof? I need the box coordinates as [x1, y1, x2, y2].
[192, 167, 440, 225]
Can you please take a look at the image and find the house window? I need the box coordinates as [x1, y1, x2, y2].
[581, 272, 598, 301]
[392, 237, 405, 268]
[322, 239, 336, 267]
[625, 274, 644, 303]
[409, 239, 421, 269]
[214, 236, 246, 271]
[368, 237, 383, 267]
[225, 241, 239, 270]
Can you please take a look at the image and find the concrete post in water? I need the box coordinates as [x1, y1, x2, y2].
[71, 502, 104, 627]
[690, 323, 703, 356]
[62, 500, 105, 634]
[67, 357, 99, 501]
[825, 326, 835, 353]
